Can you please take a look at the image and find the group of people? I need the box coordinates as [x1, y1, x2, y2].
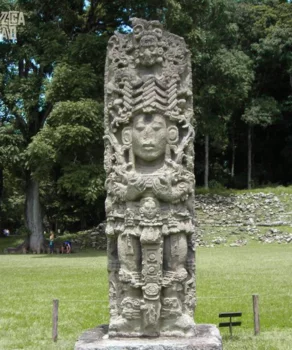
[49, 231, 71, 254]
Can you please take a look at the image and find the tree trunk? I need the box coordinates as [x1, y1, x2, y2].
[80, 212, 87, 230]
[247, 125, 252, 190]
[204, 134, 209, 189]
[0, 168, 3, 199]
[25, 176, 44, 253]
[231, 135, 235, 178]
[0, 168, 3, 231]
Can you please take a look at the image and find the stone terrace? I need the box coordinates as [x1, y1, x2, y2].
[195, 192, 292, 246]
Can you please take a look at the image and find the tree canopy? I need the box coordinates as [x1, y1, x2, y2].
[0, 0, 291, 244]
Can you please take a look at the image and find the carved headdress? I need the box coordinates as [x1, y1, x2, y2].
[104, 18, 194, 174]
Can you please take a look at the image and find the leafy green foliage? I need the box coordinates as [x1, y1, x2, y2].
[1, 0, 292, 232]
[46, 64, 98, 103]
[0, 0, 114, 233]
[57, 164, 104, 205]
[25, 99, 105, 229]
[0, 167, 25, 230]
[187, 0, 254, 145]
[0, 123, 25, 165]
[242, 96, 280, 127]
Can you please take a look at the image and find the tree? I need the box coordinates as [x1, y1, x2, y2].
[26, 99, 104, 230]
[235, 0, 292, 187]
[0, 0, 93, 251]
[0, 0, 176, 245]
[242, 97, 280, 188]
[0, 121, 25, 231]
[1, 0, 291, 236]
[189, 0, 254, 188]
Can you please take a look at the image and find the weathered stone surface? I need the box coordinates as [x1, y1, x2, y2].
[75, 324, 222, 350]
[104, 18, 196, 338]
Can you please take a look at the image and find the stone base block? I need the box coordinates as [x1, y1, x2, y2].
[75, 324, 222, 350]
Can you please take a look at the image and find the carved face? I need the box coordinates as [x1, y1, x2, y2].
[140, 198, 159, 219]
[139, 34, 159, 66]
[132, 114, 167, 162]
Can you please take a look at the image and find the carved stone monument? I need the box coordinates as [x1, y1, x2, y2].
[75, 18, 222, 350]
[104, 17, 195, 338]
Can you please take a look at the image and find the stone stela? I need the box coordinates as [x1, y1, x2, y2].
[75, 17, 222, 350]
[104, 17, 196, 338]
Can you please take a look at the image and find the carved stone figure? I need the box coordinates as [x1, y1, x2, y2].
[104, 18, 196, 338]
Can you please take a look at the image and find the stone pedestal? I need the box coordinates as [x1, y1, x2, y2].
[75, 324, 222, 350]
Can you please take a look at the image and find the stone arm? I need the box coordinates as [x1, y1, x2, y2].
[125, 174, 146, 200]
[110, 170, 193, 203]
[171, 181, 193, 202]
[111, 173, 146, 202]
[152, 175, 193, 203]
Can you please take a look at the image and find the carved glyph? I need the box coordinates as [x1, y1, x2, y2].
[104, 18, 196, 338]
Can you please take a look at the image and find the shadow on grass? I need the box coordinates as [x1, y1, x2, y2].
[222, 334, 241, 342]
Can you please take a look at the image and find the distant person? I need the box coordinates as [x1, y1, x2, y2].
[49, 231, 55, 254]
[61, 241, 71, 254]
[3, 229, 10, 237]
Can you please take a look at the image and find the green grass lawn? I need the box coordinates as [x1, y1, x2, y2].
[0, 245, 291, 349]
[196, 245, 292, 349]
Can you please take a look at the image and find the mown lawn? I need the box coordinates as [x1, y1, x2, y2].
[0, 244, 291, 349]
[196, 245, 292, 350]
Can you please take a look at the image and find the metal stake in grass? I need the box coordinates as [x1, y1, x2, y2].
[52, 299, 59, 342]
